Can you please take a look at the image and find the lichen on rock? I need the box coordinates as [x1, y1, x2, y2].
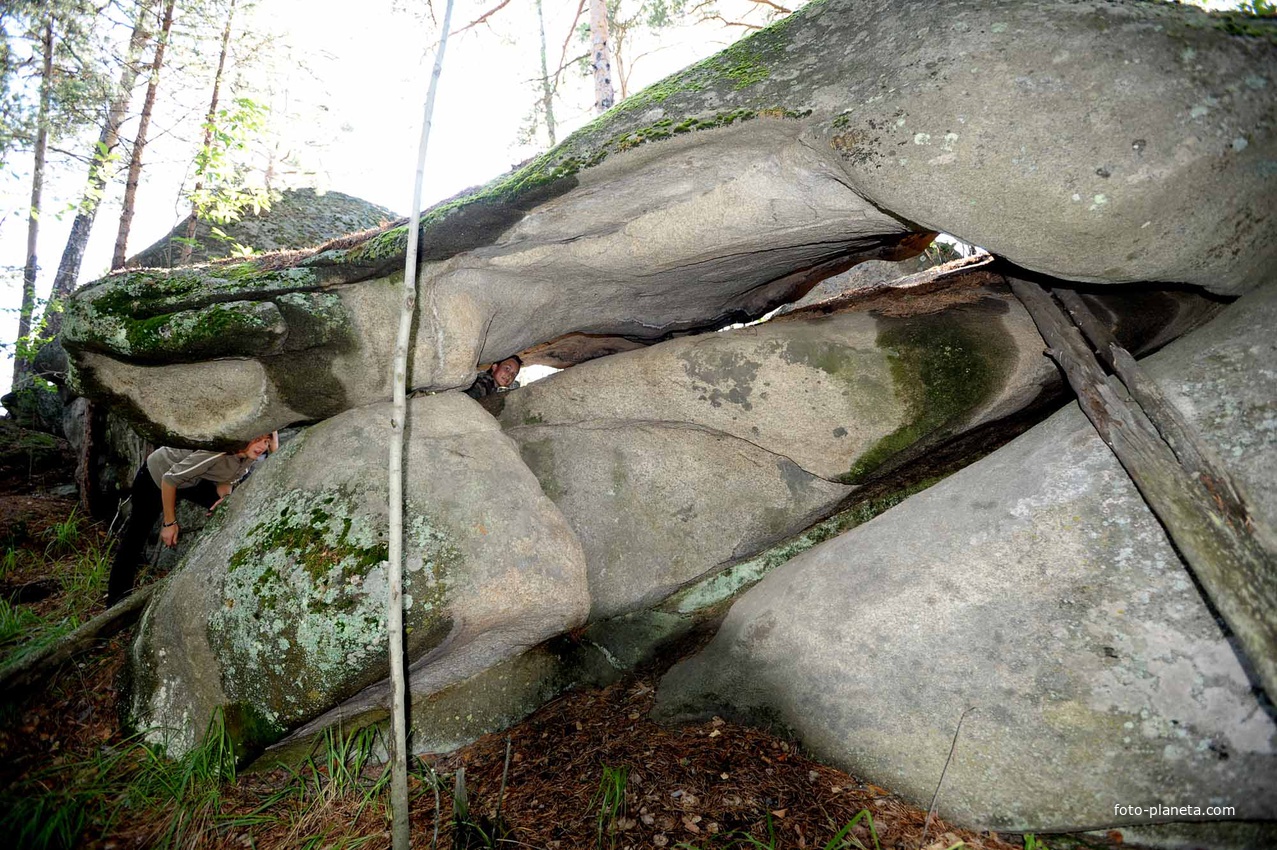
[208, 486, 455, 735]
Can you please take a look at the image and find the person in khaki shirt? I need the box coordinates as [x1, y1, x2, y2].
[106, 432, 277, 605]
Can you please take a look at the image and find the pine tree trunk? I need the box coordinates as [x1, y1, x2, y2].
[112, 0, 175, 270]
[44, 6, 151, 336]
[589, 0, 614, 114]
[536, 0, 556, 147]
[12, 18, 53, 393]
[179, 0, 237, 266]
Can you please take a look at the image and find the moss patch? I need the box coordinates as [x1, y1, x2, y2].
[209, 487, 457, 741]
[841, 309, 1013, 484]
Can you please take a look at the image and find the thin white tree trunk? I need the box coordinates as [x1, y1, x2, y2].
[388, 0, 455, 846]
[589, 0, 614, 113]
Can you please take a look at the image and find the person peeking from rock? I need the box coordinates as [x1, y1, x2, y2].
[106, 431, 278, 606]
[464, 355, 522, 400]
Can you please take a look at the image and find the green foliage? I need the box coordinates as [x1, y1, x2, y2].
[0, 0, 117, 170]
[592, 764, 629, 849]
[1237, 0, 1275, 15]
[43, 507, 82, 556]
[1024, 835, 1050, 850]
[189, 96, 274, 226]
[1, 546, 18, 576]
[0, 528, 111, 670]
[0, 596, 43, 646]
[0, 709, 238, 850]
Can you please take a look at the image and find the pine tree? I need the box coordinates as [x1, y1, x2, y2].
[111, 0, 175, 270]
[178, 0, 237, 265]
[44, 0, 153, 337]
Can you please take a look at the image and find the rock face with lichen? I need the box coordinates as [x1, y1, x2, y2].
[653, 281, 1277, 832]
[72, 0, 1277, 839]
[60, 0, 1276, 446]
[125, 394, 588, 758]
[234, 277, 1216, 764]
[498, 284, 1039, 620]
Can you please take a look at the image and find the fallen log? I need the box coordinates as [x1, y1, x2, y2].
[0, 582, 158, 695]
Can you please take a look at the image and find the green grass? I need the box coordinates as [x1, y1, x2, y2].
[0, 597, 44, 646]
[43, 509, 83, 557]
[0, 530, 113, 671]
[592, 764, 629, 849]
[0, 709, 239, 849]
[1, 546, 19, 577]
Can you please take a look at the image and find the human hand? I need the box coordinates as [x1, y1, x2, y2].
[208, 496, 226, 515]
[161, 523, 180, 547]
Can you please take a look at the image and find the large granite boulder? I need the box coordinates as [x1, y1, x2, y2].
[497, 277, 1220, 619]
[126, 394, 589, 758]
[62, 0, 1274, 446]
[257, 278, 1220, 761]
[654, 282, 1277, 833]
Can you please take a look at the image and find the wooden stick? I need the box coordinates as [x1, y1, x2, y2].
[0, 583, 157, 694]
[1011, 279, 1277, 701]
[1053, 288, 1254, 528]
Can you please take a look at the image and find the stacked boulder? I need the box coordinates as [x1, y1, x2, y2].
[59, 0, 1275, 842]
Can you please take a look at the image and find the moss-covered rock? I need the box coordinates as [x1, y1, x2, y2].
[127, 187, 396, 269]
[65, 0, 1273, 444]
[654, 280, 1277, 834]
[125, 394, 588, 760]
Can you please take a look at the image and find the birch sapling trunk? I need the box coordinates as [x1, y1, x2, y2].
[387, 1, 456, 847]
[179, 0, 237, 265]
[13, 17, 53, 393]
[113, 0, 176, 270]
[590, 0, 614, 113]
[45, 5, 152, 335]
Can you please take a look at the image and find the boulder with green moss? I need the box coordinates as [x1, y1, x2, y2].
[653, 281, 1277, 834]
[63, 0, 1273, 445]
[495, 277, 1219, 620]
[125, 393, 588, 759]
[127, 188, 396, 269]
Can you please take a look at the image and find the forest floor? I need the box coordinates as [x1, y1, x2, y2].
[0, 420, 1096, 850]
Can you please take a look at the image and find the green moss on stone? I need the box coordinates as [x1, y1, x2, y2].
[116, 301, 281, 361]
[841, 314, 1010, 484]
[211, 487, 457, 739]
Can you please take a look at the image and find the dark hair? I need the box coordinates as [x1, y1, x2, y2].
[490, 355, 522, 370]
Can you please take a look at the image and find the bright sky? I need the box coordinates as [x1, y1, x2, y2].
[0, 0, 765, 385]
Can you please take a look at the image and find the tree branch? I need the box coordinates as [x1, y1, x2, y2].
[702, 14, 763, 31]
[745, 0, 792, 15]
[451, 0, 512, 36]
[554, 0, 588, 91]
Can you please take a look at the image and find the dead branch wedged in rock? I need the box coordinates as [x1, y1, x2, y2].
[1011, 278, 1277, 702]
[0, 582, 157, 695]
[772, 254, 999, 323]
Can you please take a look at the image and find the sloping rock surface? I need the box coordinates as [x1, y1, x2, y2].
[61, 0, 1276, 444]
[128, 188, 396, 268]
[126, 394, 588, 758]
[654, 282, 1277, 831]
